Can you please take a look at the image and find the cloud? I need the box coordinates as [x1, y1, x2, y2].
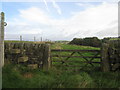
[19, 7, 51, 24]
[1, 0, 119, 2]
[43, 0, 49, 12]
[5, 2, 118, 41]
[95, 25, 118, 37]
[51, 0, 62, 15]
[76, 2, 97, 8]
[62, 2, 118, 38]
[43, 0, 62, 15]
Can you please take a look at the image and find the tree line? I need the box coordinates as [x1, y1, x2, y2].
[69, 37, 119, 47]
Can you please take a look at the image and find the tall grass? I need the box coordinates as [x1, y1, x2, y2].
[3, 63, 120, 88]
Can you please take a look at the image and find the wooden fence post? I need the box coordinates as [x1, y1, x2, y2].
[101, 43, 110, 72]
[20, 35, 22, 41]
[0, 12, 5, 67]
[41, 37, 42, 42]
[34, 36, 36, 41]
[42, 44, 51, 70]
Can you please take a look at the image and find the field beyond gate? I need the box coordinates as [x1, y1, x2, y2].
[51, 43, 101, 71]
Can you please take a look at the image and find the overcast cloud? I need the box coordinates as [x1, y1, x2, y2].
[5, 2, 118, 41]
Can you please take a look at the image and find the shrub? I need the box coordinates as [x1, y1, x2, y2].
[69, 37, 101, 47]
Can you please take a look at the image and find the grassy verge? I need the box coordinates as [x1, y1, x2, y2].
[2, 63, 120, 88]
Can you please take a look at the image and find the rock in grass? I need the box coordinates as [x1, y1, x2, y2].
[112, 63, 120, 71]
[27, 64, 38, 69]
[18, 56, 28, 63]
[10, 49, 21, 54]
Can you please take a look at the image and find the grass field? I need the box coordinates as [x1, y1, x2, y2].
[2, 42, 120, 88]
[51, 43, 101, 71]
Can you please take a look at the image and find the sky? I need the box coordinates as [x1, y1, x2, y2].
[0, 0, 118, 41]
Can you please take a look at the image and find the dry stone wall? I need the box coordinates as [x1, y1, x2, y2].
[4, 42, 48, 69]
[108, 40, 120, 71]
